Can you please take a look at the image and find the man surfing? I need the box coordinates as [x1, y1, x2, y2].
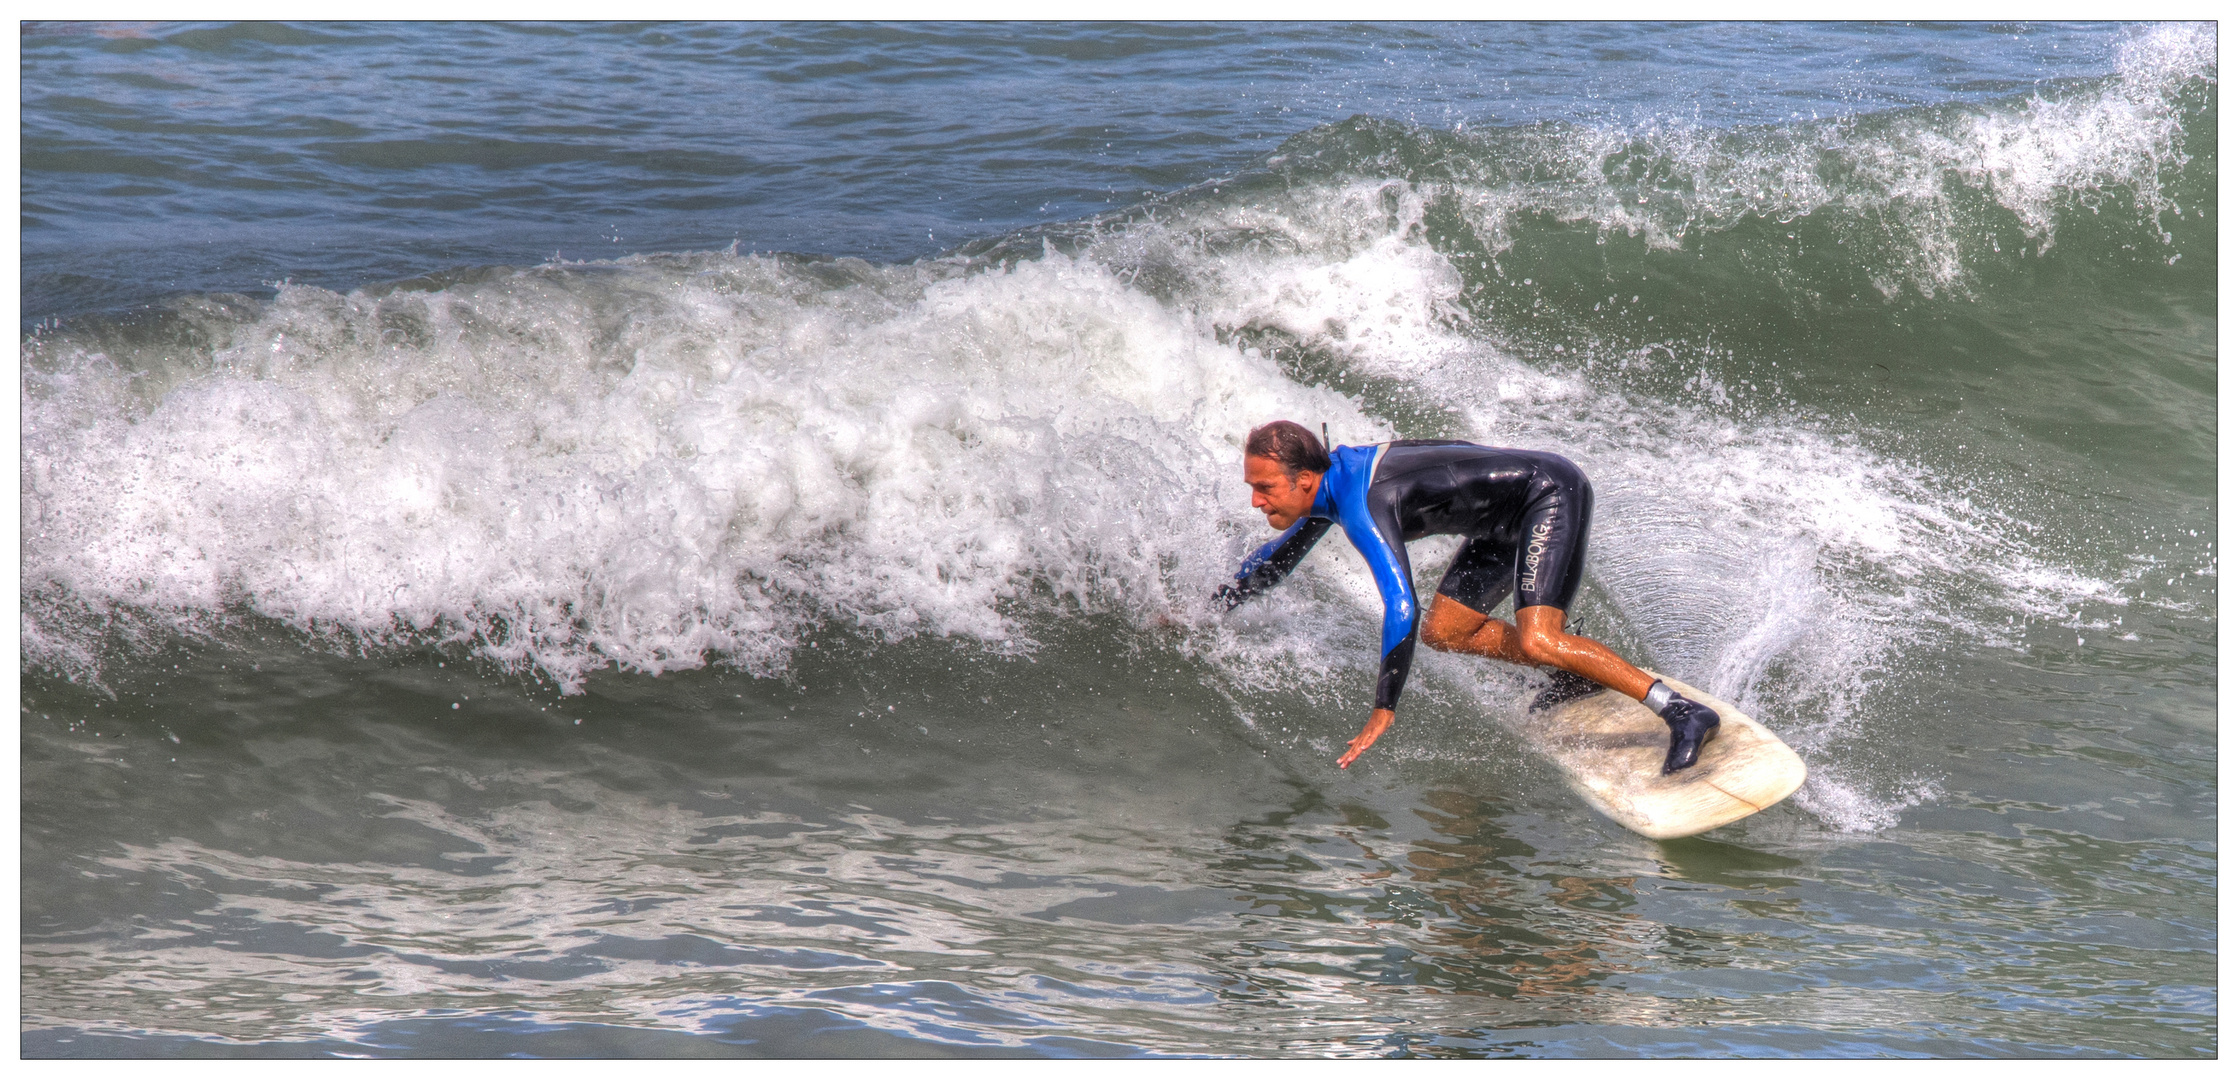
[1219, 421, 1721, 773]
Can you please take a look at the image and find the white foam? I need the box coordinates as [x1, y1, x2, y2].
[22, 251, 1369, 692]
[1793, 773, 1945, 835]
[1951, 23, 2212, 250]
[24, 57, 2178, 834]
[1067, 171, 2139, 831]
[1399, 22, 2213, 299]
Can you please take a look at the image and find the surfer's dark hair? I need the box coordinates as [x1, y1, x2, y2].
[1246, 420, 1331, 478]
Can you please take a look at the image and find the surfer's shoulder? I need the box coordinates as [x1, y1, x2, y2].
[1365, 438, 1503, 477]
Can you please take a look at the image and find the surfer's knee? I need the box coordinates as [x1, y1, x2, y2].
[1516, 626, 1568, 668]
[1420, 616, 1465, 652]
[1419, 597, 1485, 652]
[1512, 606, 1574, 667]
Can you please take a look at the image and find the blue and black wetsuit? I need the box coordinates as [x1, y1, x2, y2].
[1220, 441, 1595, 711]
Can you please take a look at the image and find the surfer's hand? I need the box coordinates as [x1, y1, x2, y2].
[1337, 709, 1395, 769]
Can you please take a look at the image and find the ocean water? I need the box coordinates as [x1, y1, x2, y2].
[18, 21, 2216, 1058]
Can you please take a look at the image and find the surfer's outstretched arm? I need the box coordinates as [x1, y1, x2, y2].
[1335, 486, 1420, 769]
[1215, 518, 1331, 608]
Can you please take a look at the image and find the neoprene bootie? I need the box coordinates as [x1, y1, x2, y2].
[1657, 697, 1721, 774]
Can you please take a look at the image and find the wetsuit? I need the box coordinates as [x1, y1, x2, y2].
[1220, 441, 1594, 712]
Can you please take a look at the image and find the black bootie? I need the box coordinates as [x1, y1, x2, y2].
[1657, 697, 1721, 774]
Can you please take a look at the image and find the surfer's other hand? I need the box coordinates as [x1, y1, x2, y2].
[1658, 698, 1722, 773]
[1337, 709, 1395, 768]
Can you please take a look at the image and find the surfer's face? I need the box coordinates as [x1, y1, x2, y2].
[1245, 454, 1320, 531]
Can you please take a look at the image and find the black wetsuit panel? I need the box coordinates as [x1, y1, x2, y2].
[1372, 441, 1595, 615]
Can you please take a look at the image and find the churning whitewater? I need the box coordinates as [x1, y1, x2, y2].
[20, 21, 2215, 1058]
[28, 26, 2205, 827]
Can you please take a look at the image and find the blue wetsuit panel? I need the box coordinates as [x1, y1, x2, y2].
[1221, 443, 1417, 710]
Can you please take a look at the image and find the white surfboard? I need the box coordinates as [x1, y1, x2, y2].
[1513, 672, 1806, 840]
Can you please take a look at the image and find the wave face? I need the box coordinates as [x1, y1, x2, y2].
[21, 25, 2216, 840]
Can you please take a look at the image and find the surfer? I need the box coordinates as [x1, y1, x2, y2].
[1219, 421, 1722, 773]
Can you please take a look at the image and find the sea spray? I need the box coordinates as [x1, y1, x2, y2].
[20, 24, 2217, 1056]
[21, 26, 2209, 837]
[24, 252, 1375, 693]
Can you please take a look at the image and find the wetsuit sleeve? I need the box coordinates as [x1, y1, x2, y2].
[1355, 494, 1419, 711]
[1216, 519, 1332, 609]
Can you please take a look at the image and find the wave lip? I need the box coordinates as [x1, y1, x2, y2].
[1247, 21, 2212, 303]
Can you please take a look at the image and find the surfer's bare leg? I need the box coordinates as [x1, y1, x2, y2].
[1423, 597, 1718, 772]
[1510, 605, 1655, 699]
[1420, 597, 1651, 696]
[1418, 594, 1531, 664]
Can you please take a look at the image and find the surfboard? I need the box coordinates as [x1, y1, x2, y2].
[1515, 672, 1806, 840]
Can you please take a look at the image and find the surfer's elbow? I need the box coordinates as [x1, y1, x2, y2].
[1386, 601, 1418, 648]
